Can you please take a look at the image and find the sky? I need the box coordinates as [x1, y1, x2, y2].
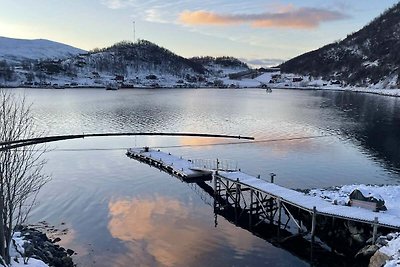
[0, 0, 398, 66]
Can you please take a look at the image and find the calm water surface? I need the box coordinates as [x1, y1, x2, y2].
[12, 88, 400, 266]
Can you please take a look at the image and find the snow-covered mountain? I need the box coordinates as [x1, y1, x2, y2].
[280, 2, 400, 88]
[0, 36, 86, 63]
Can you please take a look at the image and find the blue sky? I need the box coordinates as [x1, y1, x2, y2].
[0, 0, 398, 65]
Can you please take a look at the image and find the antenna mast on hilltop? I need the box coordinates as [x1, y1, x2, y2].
[133, 21, 136, 43]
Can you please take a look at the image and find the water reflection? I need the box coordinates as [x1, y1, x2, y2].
[107, 196, 301, 267]
[108, 196, 208, 266]
[318, 91, 400, 174]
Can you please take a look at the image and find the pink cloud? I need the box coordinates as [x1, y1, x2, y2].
[179, 6, 348, 29]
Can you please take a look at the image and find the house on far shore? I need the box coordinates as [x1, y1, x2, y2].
[114, 75, 125, 83]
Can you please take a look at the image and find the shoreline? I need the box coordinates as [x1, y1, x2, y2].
[271, 85, 400, 97]
[10, 224, 74, 267]
[2, 84, 400, 98]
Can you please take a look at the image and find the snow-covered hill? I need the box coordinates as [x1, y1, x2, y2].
[0, 40, 255, 88]
[190, 56, 249, 77]
[0, 36, 86, 63]
[280, 3, 400, 88]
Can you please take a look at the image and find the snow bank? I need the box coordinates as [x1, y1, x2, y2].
[308, 184, 400, 220]
[7, 232, 49, 267]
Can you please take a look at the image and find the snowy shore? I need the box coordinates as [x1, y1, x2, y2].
[2, 67, 400, 98]
[6, 225, 74, 267]
[308, 184, 400, 266]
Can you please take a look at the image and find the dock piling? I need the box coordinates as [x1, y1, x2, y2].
[372, 217, 379, 243]
[311, 206, 317, 243]
[270, 173, 276, 183]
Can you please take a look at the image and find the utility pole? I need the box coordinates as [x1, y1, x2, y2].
[133, 21, 136, 43]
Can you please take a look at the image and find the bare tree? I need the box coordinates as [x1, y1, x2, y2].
[0, 89, 50, 264]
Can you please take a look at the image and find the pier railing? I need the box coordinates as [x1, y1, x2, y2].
[190, 159, 238, 172]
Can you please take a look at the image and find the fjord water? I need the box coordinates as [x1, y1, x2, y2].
[18, 88, 400, 266]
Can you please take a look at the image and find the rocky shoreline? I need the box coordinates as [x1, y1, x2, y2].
[12, 225, 74, 267]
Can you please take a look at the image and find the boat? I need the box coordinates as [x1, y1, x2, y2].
[260, 83, 272, 92]
[105, 83, 119, 90]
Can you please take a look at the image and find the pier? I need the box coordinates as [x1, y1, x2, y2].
[127, 147, 400, 256]
[126, 147, 213, 181]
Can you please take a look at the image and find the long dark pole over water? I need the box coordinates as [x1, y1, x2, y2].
[0, 132, 254, 151]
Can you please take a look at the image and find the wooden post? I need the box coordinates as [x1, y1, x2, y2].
[270, 173, 276, 183]
[213, 174, 217, 196]
[225, 180, 229, 203]
[235, 178, 240, 209]
[277, 198, 282, 239]
[255, 191, 260, 218]
[311, 206, 317, 243]
[234, 178, 240, 224]
[249, 189, 253, 228]
[213, 174, 218, 219]
[372, 217, 379, 244]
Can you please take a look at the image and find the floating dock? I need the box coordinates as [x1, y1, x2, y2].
[126, 147, 213, 181]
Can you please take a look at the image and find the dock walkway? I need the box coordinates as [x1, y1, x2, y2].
[217, 171, 400, 230]
[127, 148, 400, 231]
[126, 147, 212, 181]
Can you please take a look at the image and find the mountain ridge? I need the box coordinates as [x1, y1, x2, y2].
[280, 3, 400, 88]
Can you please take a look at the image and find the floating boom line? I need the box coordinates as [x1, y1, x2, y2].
[0, 132, 254, 151]
[6, 134, 335, 152]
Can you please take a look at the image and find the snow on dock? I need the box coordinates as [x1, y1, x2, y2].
[217, 171, 400, 229]
[126, 147, 212, 181]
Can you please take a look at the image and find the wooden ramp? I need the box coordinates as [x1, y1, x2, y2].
[126, 147, 212, 181]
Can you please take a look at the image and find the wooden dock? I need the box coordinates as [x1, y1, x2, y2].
[215, 171, 400, 230]
[127, 148, 400, 253]
[126, 147, 213, 181]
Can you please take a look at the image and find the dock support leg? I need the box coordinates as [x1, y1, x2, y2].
[225, 181, 229, 204]
[235, 178, 240, 209]
[213, 175, 217, 196]
[249, 189, 253, 228]
[213, 175, 219, 227]
[372, 217, 379, 244]
[311, 206, 317, 244]
[277, 198, 281, 239]
[235, 178, 240, 224]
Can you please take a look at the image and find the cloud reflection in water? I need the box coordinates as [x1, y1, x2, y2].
[107, 196, 264, 266]
[108, 196, 210, 266]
